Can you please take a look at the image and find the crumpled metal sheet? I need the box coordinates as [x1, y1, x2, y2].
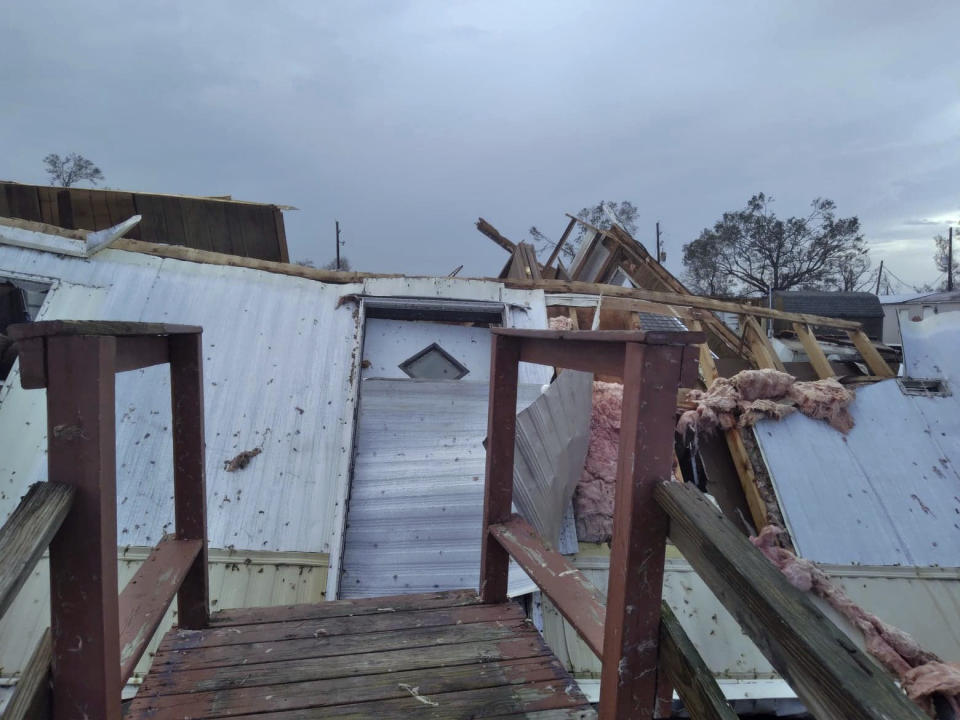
[513, 369, 592, 553]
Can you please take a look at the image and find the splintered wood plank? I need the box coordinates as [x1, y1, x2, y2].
[118, 537, 203, 684]
[162, 602, 526, 651]
[127, 656, 572, 719]
[492, 712, 596, 720]
[792, 323, 835, 379]
[0, 482, 74, 618]
[151, 617, 534, 671]
[489, 515, 605, 657]
[846, 328, 895, 378]
[139, 636, 551, 695]
[209, 589, 480, 626]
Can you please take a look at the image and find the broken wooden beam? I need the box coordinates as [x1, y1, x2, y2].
[655, 481, 927, 720]
[659, 602, 738, 720]
[476, 217, 518, 253]
[0, 482, 75, 618]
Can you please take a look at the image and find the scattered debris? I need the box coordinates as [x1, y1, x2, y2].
[397, 683, 439, 707]
[223, 447, 261, 472]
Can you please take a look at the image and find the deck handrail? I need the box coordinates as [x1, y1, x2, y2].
[5, 320, 210, 719]
[478, 326, 925, 720]
[478, 327, 701, 719]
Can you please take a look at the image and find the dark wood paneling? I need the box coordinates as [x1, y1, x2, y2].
[1, 183, 288, 260]
[5, 184, 41, 221]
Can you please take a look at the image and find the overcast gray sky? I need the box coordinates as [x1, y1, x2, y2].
[3, 1, 959, 289]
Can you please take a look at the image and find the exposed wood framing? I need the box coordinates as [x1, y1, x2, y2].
[475, 217, 518, 253]
[741, 316, 785, 372]
[659, 602, 738, 720]
[656, 482, 927, 720]
[792, 323, 835, 379]
[110, 238, 871, 334]
[543, 217, 576, 271]
[847, 328, 896, 378]
[688, 320, 768, 530]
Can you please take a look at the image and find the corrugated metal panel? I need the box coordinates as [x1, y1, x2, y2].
[0, 245, 364, 558]
[758, 311, 960, 567]
[340, 379, 543, 598]
[0, 241, 554, 674]
[0, 548, 327, 682]
[513, 369, 591, 551]
[755, 378, 960, 566]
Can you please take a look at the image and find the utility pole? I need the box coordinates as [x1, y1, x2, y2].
[335, 221, 341, 271]
[948, 226, 954, 292]
[655, 222, 662, 263]
[875, 259, 884, 295]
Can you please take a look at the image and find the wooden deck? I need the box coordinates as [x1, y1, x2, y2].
[126, 589, 597, 719]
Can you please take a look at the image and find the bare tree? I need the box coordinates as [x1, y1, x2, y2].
[529, 200, 640, 262]
[682, 193, 871, 296]
[43, 153, 105, 187]
[933, 232, 958, 289]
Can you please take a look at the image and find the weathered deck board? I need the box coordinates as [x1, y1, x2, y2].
[208, 588, 481, 626]
[161, 601, 524, 650]
[129, 590, 595, 720]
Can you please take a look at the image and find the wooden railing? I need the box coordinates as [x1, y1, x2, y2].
[478, 327, 926, 720]
[479, 327, 702, 718]
[1, 320, 209, 720]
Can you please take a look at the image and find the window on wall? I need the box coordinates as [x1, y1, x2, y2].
[398, 343, 469, 380]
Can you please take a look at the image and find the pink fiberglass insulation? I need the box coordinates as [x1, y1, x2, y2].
[549, 315, 622, 542]
[751, 525, 960, 715]
[575, 380, 623, 542]
[677, 369, 855, 436]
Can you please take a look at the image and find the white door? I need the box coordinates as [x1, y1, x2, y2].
[340, 317, 540, 598]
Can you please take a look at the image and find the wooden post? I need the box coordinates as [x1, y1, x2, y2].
[45, 335, 122, 720]
[168, 333, 209, 629]
[479, 334, 521, 603]
[598, 342, 686, 719]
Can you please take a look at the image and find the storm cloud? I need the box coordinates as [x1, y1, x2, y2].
[3, 1, 958, 289]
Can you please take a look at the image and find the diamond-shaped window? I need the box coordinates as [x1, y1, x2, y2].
[398, 343, 469, 380]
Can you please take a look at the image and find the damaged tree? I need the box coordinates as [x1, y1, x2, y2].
[683, 193, 871, 296]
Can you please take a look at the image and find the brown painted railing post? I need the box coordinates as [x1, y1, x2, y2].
[169, 332, 209, 628]
[479, 333, 521, 603]
[46, 335, 123, 720]
[598, 342, 687, 720]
